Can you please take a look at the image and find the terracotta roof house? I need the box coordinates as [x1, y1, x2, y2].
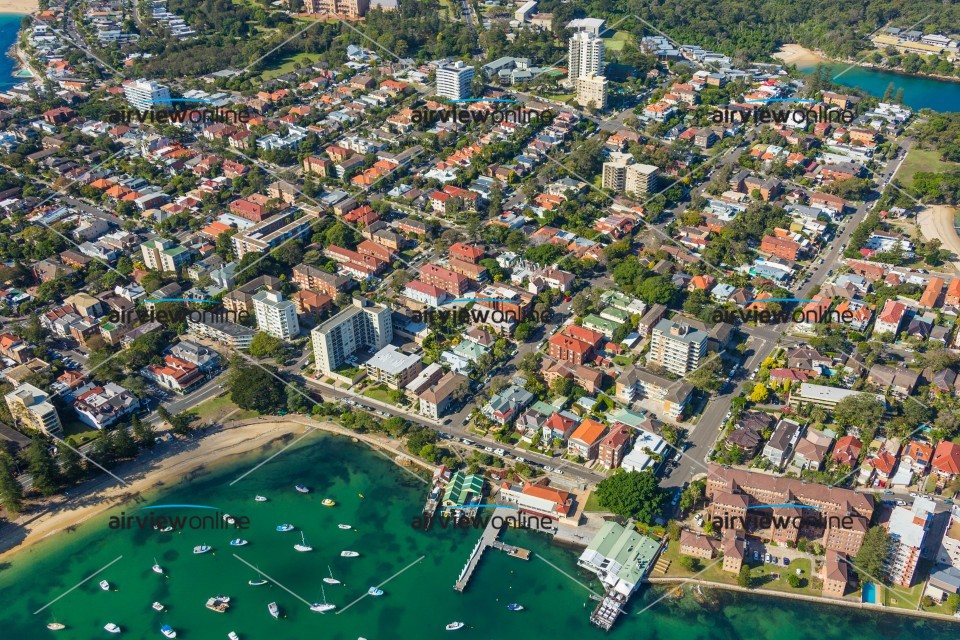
[932, 441, 960, 482]
[832, 435, 862, 467]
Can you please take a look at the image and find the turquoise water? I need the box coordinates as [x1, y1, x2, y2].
[1, 431, 959, 639]
[796, 60, 960, 112]
[0, 14, 24, 92]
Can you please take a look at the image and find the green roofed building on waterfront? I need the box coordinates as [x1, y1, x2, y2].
[442, 471, 485, 506]
[578, 521, 661, 596]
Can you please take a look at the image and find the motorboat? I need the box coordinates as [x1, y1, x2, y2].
[230, 538, 248, 546]
[193, 545, 212, 554]
[445, 622, 465, 631]
[99, 580, 111, 591]
[206, 597, 229, 613]
[152, 559, 163, 574]
[295, 484, 310, 493]
[367, 587, 383, 596]
[322, 498, 335, 507]
[268, 602, 280, 619]
[228, 633, 240, 640]
[507, 603, 524, 611]
[223, 514, 236, 525]
[151, 602, 165, 612]
[46, 623, 65, 631]
[294, 532, 313, 552]
[338, 524, 352, 530]
[323, 566, 340, 585]
[340, 550, 359, 557]
[276, 524, 294, 532]
[255, 495, 268, 502]
[104, 623, 121, 633]
[161, 624, 177, 638]
[215, 596, 231, 603]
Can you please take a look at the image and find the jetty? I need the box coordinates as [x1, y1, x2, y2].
[589, 593, 627, 631]
[453, 507, 531, 592]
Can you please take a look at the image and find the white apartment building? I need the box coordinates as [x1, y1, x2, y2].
[568, 31, 604, 81]
[625, 163, 659, 196]
[140, 238, 191, 273]
[885, 497, 936, 587]
[647, 319, 707, 375]
[311, 297, 393, 375]
[124, 79, 172, 111]
[4, 383, 62, 436]
[252, 290, 300, 340]
[937, 507, 960, 570]
[436, 61, 474, 101]
[601, 154, 633, 191]
[575, 72, 607, 110]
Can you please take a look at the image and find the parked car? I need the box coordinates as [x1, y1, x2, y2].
[765, 553, 771, 563]
[753, 550, 759, 561]
[783, 557, 790, 566]
[896, 500, 907, 506]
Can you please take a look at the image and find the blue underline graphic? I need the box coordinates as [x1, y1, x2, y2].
[146, 298, 218, 304]
[741, 298, 815, 304]
[744, 98, 816, 104]
[445, 98, 519, 104]
[138, 504, 223, 511]
[747, 503, 821, 510]
[440, 503, 519, 510]
[441, 298, 526, 306]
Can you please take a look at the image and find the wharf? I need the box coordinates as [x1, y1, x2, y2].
[453, 507, 532, 591]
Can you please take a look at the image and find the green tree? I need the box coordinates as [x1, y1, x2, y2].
[594, 470, 665, 524]
[679, 555, 700, 571]
[132, 415, 157, 448]
[679, 479, 705, 513]
[787, 573, 802, 588]
[228, 357, 286, 414]
[0, 456, 23, 514]
[737, 565, 751, 588]
[852, 526, 890, 583]
[25, 438, 60, 496]
[111, 426, 138, 460]
[58, 444, 85, 484]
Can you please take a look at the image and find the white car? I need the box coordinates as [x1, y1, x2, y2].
[494, 448, 506, 456]
[543, 466, 554, 472]
[484, 447, 495, 453]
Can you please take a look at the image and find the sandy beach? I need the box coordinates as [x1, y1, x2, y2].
[774, 44, 826, 66]
[0, 0, 37, 14]
[918, 205, 960, 271]
[0, 416, 425, 562]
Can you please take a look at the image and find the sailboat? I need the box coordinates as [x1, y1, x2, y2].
[268, 602, 280, 619]
[46, 622, 65, 631]
[309, 584, 336, 613]
[367, 587, 383, 596]
[323, 566, 341, 585]
[340, 550, 359, 557]
[152, 559, 163, 574]
[99, 580, 111, 591]
[248, 567, 268, 586]
[158, 526, 173, 532]
[294, 532, 313, 552]
[255, 495, 268, 502]
[104, 623, 121, 633]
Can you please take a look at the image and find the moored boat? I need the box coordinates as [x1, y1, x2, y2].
[268, 602, 280, 619]
[193, 545, 212, 554]
[223, 514, 236, 525]
[46, 623, 65, 631]
[161, 624, 177, 638]
[104, 623, 121, 633]
[248, 567, 268, 586]
[340, 550, 359, 557]
[294, 532, 313, 552]
[255, 495, 268, 502]
[322, 498, 335, 507]
[445, 622, 464, 631]
[276, 524, 294, 532]
[151, 602, 165, 612]
[206, 597, 229, 613]
[367, 587, 383, 596]
[323, 566, 340, 585]
[507, 603, 524, 611]
[310, 602, 336, 613]
[295, 484, 310, 493]
[230, 538, 248, 546]
[338, 524, 352, 530]
[99, 580, 111, 591]
[159, 526, 173, 532]
[228, 633, 240, 640]
[152, 558, 163, 574]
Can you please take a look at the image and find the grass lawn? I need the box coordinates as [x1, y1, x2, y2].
[898, 148, 959, 188]
[362, 385, 397, 405]
[660, 542, 732, 583]
[583, 491, 606, 512]
[62, 420, 100, 446]
[541, 92, 574, 103]
[604, 30, 633, 53]
[262, 52, 319, 81]
[881, 581, 924, 610]
[192, 394, 258, 423]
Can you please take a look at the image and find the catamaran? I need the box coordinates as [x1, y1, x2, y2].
[295, 484, 310, 493]
[268, 602, 280, 619]
[152, 559, 163, 574]
[310, 584, 336, 613]
[445, 622, 464, 631]
[193, 545, 212, 554]
[229, 538, 248, 546]
[276, 524, 294, 532]
[340, 550, 359, 557]
[294, 532, 313, 552]
[151, 602, 165, 612]
[104, 623, 121, 633]
[322, 498, 335, 507]
[161, 624, 177, 638]
[99, 580, 111, 591]
[323, 566, 341, 585]
[367, 587, 383, 596]
[507, 603, 524, 611]
[248, 567, 268, 586]
[255, 495, 268, 502]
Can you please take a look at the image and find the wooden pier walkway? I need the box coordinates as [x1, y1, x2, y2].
[453, 507, 531, 591]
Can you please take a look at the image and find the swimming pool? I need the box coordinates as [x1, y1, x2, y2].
[862, 582, 877, 603]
